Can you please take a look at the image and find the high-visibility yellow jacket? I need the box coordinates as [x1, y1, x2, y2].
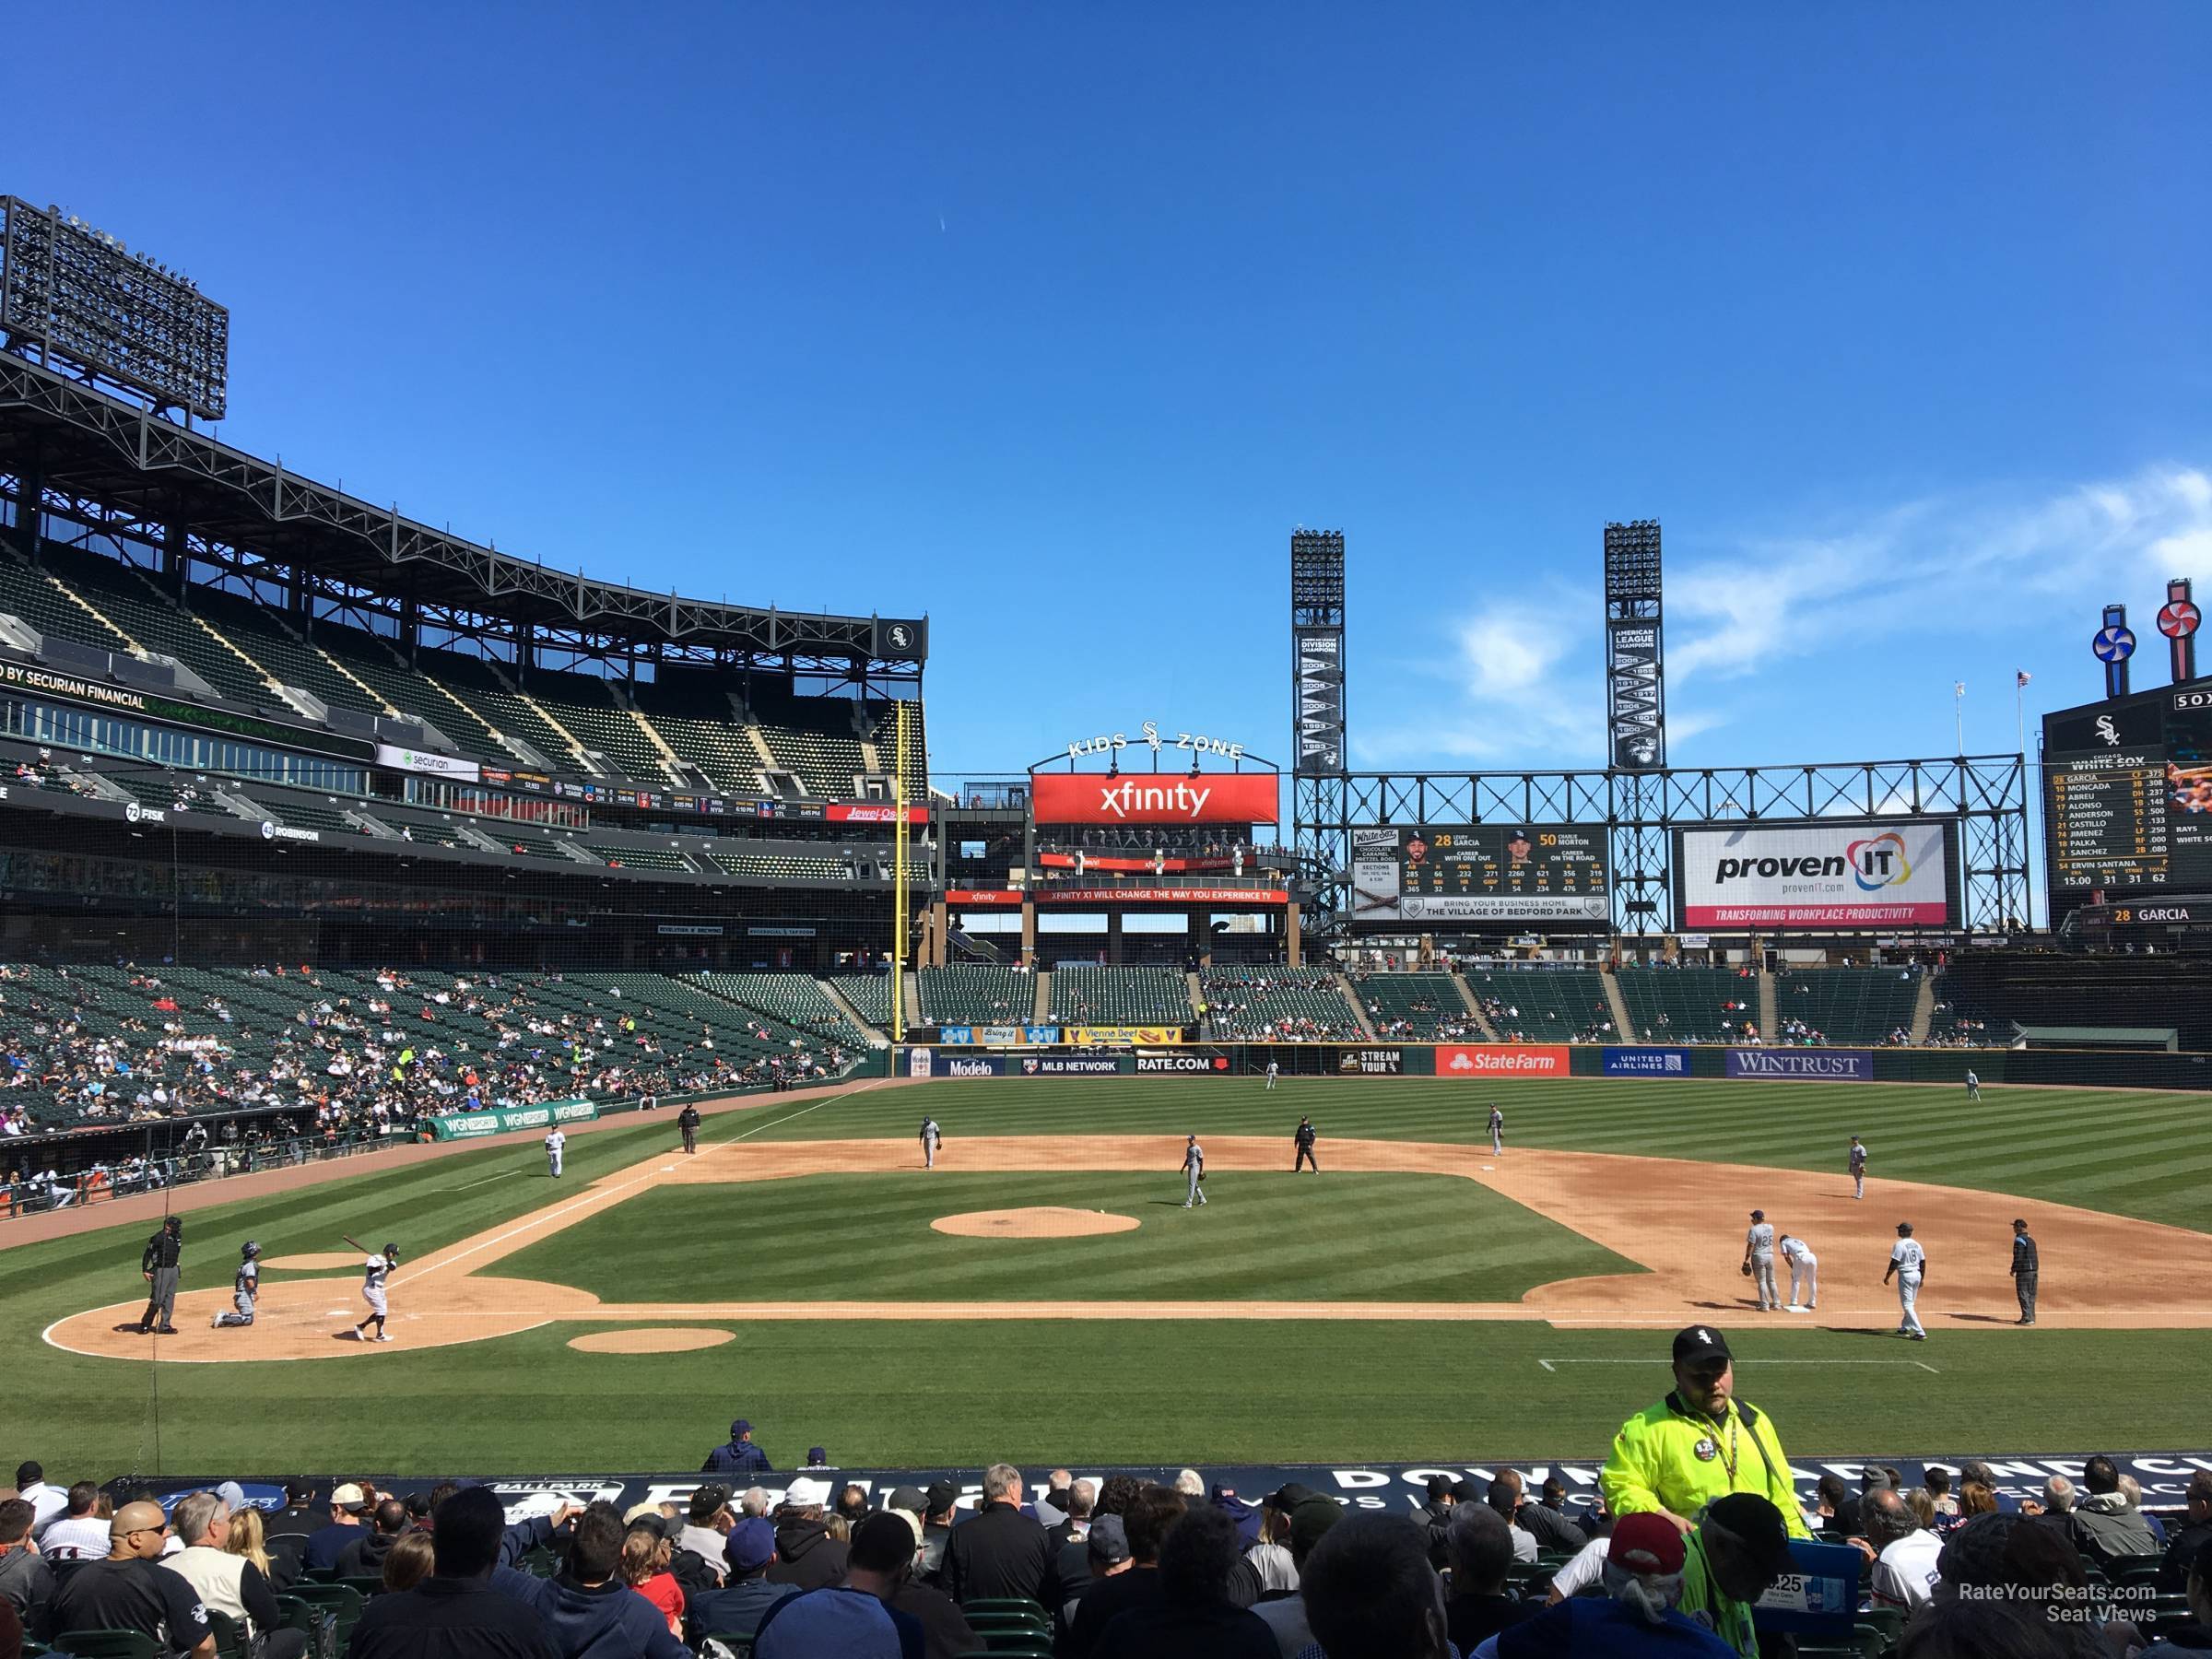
[1600, 1391, 1811, 1538]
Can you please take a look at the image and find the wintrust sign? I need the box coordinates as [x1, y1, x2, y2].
[1725, 1049, 1874, 1082]
[1030, 771, 1278, 826]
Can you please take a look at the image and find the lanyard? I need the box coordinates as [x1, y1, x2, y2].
[1691, 1405, 1743, 1483]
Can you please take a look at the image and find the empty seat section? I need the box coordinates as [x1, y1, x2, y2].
[418, 650, 582, 766]
[752, 694, 869, 796]
[1047, 965, 1191, 1026]
[694, 972, 869, 1050]
[917, 965, 1030, 1025]
[1200, 967, 1359, 1040]
[828, 972, 893, 1030]
[1777, 968, 1921, 1044]
[531, 676, 668, 782]
[1357, 971, 1482, 1039]
[0, 552, 135, 653]
[705, 849, 847, 880]
[1613, 966, 1757, 1044]
[1464, 969, 1610, 1042]
[589, 842, 694, 872]
[42, 549, 266, 700]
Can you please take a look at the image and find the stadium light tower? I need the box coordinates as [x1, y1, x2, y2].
[1291, 530, 1348, 935]
[1605, 521, 1667, 933]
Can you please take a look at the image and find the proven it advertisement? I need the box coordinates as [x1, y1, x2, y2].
[1677, 821, 1955, 930]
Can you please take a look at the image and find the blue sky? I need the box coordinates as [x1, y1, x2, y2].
[7, 3, 2207, 785]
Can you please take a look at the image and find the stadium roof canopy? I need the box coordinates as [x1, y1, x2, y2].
[0, 353, 924, 665]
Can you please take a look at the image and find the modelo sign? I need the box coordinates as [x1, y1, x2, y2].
[1677, 821, 1954, 930]
[1030, 772, 1279, 826]
[1435, 1044, 1571, 1077]
[1726, 1049, 1875, 1082]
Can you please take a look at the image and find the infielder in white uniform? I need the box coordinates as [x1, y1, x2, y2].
[1265, 1060, 1278, 1091]
[1964, 1069, 1981, 1101]
[1849, 1136, 1867, 1200]
[1182, 1135, 1207, 1207]
[920, 1116, 941, 1170]
[1489, 1105, 1504, 1157]
[1883, 1221, 1927, 1339]
[1743, 1209, 1780, 1311]
[352, 1241, 400, 1342]
[544, 1127, 566, 1179]
[1779, 1232, 1818, 1312]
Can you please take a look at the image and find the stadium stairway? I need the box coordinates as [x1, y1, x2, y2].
[1335, 971, 1379, 1039]
[1186, 971, 1205, 1024]
[1033, 973, 1051, 1021]
[1450, 973, 1504, 1041]
[1758, 968, 1779, 1043]
[1600, 972, 1633, 1043]
[1910, 974, 1936, 1043]
[818, 979, 889, 1046]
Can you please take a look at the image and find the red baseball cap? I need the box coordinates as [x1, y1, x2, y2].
[1608, 1512, 1687, 1575]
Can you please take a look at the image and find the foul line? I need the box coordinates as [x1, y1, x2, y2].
[1538, 1358, 1940, 1374]
[408, 1080, 886, 1284]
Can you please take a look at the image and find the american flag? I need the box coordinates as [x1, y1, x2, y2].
[2017, 670, 2032, 688]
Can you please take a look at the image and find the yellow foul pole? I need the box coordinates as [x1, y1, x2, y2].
[891, 701, 908, 1045]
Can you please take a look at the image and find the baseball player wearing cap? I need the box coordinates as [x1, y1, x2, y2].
[1265, 1058, 1278, 1090]
[1849, 1137, 1867, 1200]
[1778, 1232, 1818, 1312]
[545, 1126, 565, 1178]
[137, 1214, 182, 1334]
[2010, 1218, 2039, 1325]
[1489, 1105, 1504, 1157]
[1293, 1116, 1318, 1172]
[920, 1116, 941, 1170]
[1965, 1068, 1981, 1101]
[213, 1240, 261, 1327]
[1182, 1135, 1207, 1207]
[1884, 1222, 1927, 1339]
[1600, 1325, 1811, 1541]
[353, 1242, 399, 1343]
[1741, 1212, 1779, 1312]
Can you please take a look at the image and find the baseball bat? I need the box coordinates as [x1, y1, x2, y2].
[342, 1234, 370, 1254]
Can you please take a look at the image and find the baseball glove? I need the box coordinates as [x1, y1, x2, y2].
[1739, 1261, 1753, 1277]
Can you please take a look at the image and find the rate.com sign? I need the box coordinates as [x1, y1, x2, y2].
[1435, 1044, 1571, 1077]
[1030, 771, 1279, 826]
[1676, 820, 1955, 930]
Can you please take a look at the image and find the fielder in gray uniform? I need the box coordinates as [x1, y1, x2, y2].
[1182, 1135, 1207, 1207]
[1743, 1209, 1780, 1311]
[1849, 1136, 1867, 1200]
[213, 1240, 260, 1327]
[1489, 1105, 1504, 1157]
[920, 1116, 941, 1170]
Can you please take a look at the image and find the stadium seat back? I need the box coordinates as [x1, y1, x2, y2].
[204, 1607, 249, 1659]
[52, 1631, 161, 1659]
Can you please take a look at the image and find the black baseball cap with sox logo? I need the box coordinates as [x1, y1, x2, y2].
[1674, 1324, 1732, 1365]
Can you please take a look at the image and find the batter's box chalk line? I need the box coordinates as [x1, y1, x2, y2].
[1537, 1358, 1940, 1374]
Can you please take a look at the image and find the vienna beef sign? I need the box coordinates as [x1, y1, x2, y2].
[1031, 771, 1279, 826]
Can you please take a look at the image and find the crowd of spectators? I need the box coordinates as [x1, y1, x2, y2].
[1, 1442, 2206, 1659]
[0, 960, 854, 1157]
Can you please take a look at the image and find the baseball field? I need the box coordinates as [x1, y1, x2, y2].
[8, 1072, 2212, 1477]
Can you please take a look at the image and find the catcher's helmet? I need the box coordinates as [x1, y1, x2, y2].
[241, 1240, 260, 1259]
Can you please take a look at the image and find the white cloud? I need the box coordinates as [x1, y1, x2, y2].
[1360, 465, 2212, 772]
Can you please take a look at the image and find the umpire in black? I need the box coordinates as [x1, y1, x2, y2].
[1294, 1117, 1318, 1172]
[678, 1102, 701, 1155]
[138, 1215, 182, 1335]
[2011, 1218, 2039, 1325]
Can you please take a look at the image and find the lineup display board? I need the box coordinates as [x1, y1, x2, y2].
[1673, 819, 1957, 930]
[1350, 825, 1608, 924]
[2043, 686, 2212, 898]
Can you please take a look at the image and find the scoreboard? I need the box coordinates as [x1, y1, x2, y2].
[1350, 824, 1608, 924]
[2043, 686, 2212, 899]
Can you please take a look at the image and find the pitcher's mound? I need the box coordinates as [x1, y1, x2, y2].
[568, 1328, 735, 1355]
[263, 1253, 365, 1270]
[932, 1207, 1140, 1239]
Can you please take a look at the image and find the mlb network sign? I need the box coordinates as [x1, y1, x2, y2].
[1726, 1048, 1875, 1082]
[1603, 1046, 1694, 1077]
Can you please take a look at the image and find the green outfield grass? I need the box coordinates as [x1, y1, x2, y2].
[6, 1075, 2209, 1477]
[500, 1171, 1636, 1303]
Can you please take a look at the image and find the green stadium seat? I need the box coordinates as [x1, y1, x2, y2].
[204, 1607, 249, 1659]
[281, 1580, 364, 1648]
[51, 1633, 160, 1659]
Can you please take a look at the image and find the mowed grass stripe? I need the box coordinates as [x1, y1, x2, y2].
[794, 1078, 2212, 1230]
[496, 1172, 1635, 1304]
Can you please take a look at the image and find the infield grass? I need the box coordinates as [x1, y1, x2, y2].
[7, 1075, 2211, 1477]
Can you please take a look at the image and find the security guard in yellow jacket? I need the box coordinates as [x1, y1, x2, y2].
[1600, 1324, 1811, 1539]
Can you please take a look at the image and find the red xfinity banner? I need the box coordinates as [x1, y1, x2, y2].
[945, 887, 1287, 907]
[1435, 1044, 1572, 1077]
[1031, 772, 1279, 826]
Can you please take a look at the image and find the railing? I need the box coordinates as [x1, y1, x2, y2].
[1, 1124, 414, 1221]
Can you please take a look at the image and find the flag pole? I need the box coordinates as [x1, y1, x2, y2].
[1954, 681, 1965, 757]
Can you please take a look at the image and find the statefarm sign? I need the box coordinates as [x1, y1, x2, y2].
[1436, 1044, 1571, 1077]
[1030, 772, 1279, 826]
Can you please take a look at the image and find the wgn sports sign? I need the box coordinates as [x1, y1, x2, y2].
[1675, 820, 1958, 931]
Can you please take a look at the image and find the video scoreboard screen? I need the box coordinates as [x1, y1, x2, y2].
[1350, 824, 1608, 924]
[2044, 687, 2212, 898]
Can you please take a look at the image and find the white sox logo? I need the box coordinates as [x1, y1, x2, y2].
[1693, 1436, 1720, 1462]
[2095, 715, 2121, 747]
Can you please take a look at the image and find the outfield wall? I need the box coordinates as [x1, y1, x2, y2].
[121, 1450, 2212, 1524]
[900, 1041, 2212, 1089]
